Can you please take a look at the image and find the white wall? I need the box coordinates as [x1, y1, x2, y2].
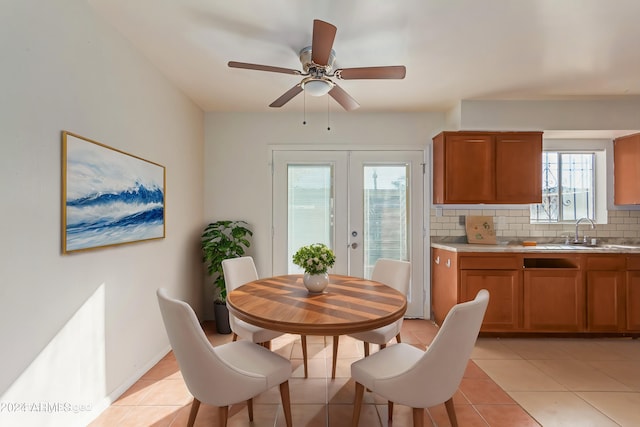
[459, 98, 640, 131]
[203, 111, 444, 318]
[0, 2, 204, 426]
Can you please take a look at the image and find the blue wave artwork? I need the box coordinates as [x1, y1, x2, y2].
[64, 134, 165, 252]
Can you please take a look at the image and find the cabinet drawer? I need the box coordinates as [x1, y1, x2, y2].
[627, 256, 640, 270]
[586, 256, 625, 270]
[459, 256, 520, 270]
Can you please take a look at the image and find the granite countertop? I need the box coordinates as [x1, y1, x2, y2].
[431, 242, 640, 253]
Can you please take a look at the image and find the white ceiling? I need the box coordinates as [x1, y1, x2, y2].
[88, 0, 640, 114]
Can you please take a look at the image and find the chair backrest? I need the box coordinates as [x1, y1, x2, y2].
[156, 288, 258, 405]
[222, 256, 259, 292]
[377, 289, 489, 407]
[371, 258, 411, 296]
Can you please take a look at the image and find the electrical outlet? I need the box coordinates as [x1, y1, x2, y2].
[459, 215, 465, 225]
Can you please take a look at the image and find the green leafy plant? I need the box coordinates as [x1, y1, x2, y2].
[201, 220, 253, 303]
[292, 243, 336, 275]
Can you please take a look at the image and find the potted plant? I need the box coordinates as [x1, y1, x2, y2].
[292, 243, 336, 293]
[201, 220, 253, 334]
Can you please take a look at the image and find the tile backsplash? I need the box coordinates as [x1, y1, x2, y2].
[430, 208, 640, 244]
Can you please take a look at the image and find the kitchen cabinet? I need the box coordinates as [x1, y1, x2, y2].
[585, 255, 625, 332]
[431, 248, 458, 325]
[459, 255, 521, 331]
[523, 257, 583, 332]
[613, 132, 640, 205]
[432, 131, 542, 204]
[626, 256, 640, 331]
[431, 246, 640, 335]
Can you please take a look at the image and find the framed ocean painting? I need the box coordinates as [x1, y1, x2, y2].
[62, 131, 166, 253]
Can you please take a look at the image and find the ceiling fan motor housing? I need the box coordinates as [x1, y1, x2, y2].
[299, 46, 336, 96]
[299, 46, 335, 74]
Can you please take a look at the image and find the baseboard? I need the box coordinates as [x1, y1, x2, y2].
[81, 344, 172, 426]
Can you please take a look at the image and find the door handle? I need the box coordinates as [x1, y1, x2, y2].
[349, 242, 358, 249]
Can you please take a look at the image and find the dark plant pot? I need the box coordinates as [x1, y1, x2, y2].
[213, 302, 232, 334]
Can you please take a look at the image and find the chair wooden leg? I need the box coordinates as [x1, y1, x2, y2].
[232, 332, 238, 342]
[352, 382, 365, 427]
[388, 401, 394, 420]
[364, 342, 370, 357]
[396, 333, 402, 343]
[247, 398, 253, 421]
[412, 407, 424, 427]
[218, 405, 229, 427]
[279, 381, 293, 427]
[380, 343, 387, 350]
[332, 335, 339, 379]
[301, 335, 309, 378]
[186, 398, 200, 427]
[444, 397, 458, 427]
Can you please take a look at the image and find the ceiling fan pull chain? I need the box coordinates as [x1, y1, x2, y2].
[303, 91, 307, 125]
[327, 95, 331, 131]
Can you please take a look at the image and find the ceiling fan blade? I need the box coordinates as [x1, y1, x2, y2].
[269, 84, 303, 108]
[228, 61, 301, 76]
[335, 66, 406, 80]
[311, 19, 337, 66]
[328, 84, 360, 111]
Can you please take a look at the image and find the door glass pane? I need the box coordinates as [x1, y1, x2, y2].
[363, 165, 409, 278]
[287, 164, 334, 273]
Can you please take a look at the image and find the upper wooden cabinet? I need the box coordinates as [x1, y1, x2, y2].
[433, 131, 543, 204]
[614, 132, 640, 205]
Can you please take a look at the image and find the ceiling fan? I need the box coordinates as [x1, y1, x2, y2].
[228, 19, 406, 111]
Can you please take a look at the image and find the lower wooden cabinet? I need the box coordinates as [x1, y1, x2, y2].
[586, 270, 626, 331]
[523, 269, 583, 331]
[626, 256, 640, 331]
[627, 272, 640, 331]
[461, 269, 521, 331]
[431, 248, 458, 326]
[431, 248, 640, 335]
[585, 255, 626, 332]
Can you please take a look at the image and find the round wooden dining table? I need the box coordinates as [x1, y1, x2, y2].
[226, 274, 407, 336]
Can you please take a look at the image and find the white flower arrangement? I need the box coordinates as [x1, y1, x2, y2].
[292, 243, 336, 275]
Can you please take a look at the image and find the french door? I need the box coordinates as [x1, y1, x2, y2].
[272, 149, 426, 318]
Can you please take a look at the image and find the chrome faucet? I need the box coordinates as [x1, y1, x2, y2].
[574, 217, 596, 244]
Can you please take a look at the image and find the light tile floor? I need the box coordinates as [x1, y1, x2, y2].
[472, 336, 640, 427]
[90, 320, 640, 426]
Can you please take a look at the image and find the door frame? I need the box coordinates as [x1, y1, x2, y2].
[268, 144, 431, 319]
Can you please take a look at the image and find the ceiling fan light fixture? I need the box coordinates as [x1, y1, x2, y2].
[301, 77, 334, 96]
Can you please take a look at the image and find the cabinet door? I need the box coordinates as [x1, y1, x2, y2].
[523, 269, 584, 331]
[495, 133, 542, 203]
[461, 269, 521, 331]
[626, 270, 640, 331]
[444, 134, 495, 202]
[586, 270, 625, 331]
[431, 248, 458, 325]
[614, 133, 640, 205]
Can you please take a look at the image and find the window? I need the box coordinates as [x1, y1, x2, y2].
[530, 152, 595, 223]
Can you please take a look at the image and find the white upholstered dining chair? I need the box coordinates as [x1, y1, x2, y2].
[330, 258, 411, 378]
[156, 288, 293, 427]
[222, 256, 310, 377]
[350, 289, 490, 427]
